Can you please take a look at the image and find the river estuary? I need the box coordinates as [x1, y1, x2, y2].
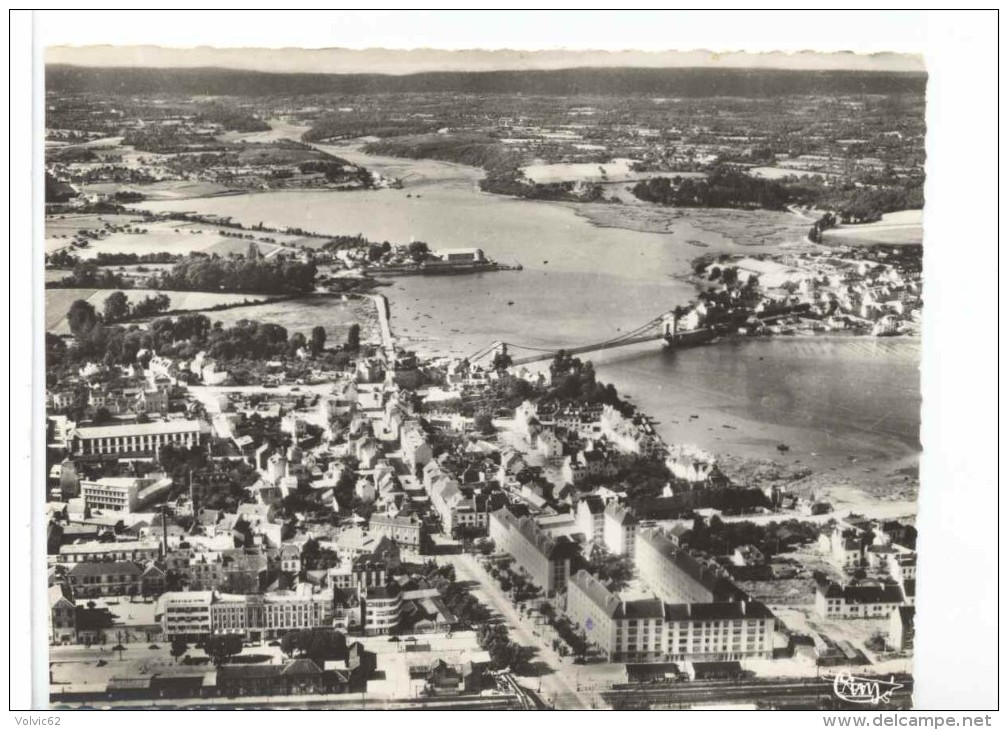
[140, 144, 921, 477]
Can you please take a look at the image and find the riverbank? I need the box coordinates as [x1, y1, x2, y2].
[137, 144, 921, 497]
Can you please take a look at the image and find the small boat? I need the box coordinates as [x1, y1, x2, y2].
[776, 443, 790, 453]
[507, 300, 514, 306]
[542, 260, 549, 264]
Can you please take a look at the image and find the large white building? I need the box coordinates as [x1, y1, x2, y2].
[58, 539, 162, 564]
[566, 570, 776, 663]
[66, 419, 208, 458]
[160, 589, 335, 641]
[488, 507, 578, 596]
[635, 528, 748, 604]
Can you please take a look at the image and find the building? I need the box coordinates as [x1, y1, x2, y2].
[159, 591, 214, 641]
[216, 659, 357, 698]
[488, 507, 578, 596]
[663, 602, 775, 662]
[361, 584, 402, 635]
[58, 539, 161, 564]
[888, 606, 915, 651]
[66, 561, 143, 597]
[369, 512, 424, 551]
[279, 545, 302, 574]
[79, 477, 161, 514]
[635, 528, 748, 605]
[408, 658, 486, 696]
[66, 419, 208, 458]
[566, 571, 665, 662]
[603, 502, 638, 556]
[434, 248, 486, 263]
[159, 589, 334, 641]
[576, 495, 606, 545]
[814, 578, 906, 619]
[49, 584, 76, 644]
[430, 478, 488, 537]
[565, 570, 775, 663]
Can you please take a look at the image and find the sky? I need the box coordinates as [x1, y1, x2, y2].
[38, 10, 926, 75]
[44, 46, 925, 76]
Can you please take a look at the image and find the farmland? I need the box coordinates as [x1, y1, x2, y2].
[199, 294, 380, 345]
[820, 210, 924, 246]
[45, 288, 282, 334]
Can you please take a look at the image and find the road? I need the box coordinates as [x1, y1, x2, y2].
[443, 553, 591, 710]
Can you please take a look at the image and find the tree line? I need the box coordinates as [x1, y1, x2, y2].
[147, 253, 317, 295]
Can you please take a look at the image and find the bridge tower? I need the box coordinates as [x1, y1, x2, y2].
[662, 312, 678, 343]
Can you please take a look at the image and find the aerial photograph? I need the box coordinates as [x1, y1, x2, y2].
[42, 39, 925, 710]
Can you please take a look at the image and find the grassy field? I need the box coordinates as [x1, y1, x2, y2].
[80, 180, 237, 200]
[46, 288, 281, 334]
[45, 213, 141, 237]
[820, 210, 923, 246]
[202, 295, 379, 344]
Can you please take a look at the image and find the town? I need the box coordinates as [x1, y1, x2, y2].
[42, 61, 924, 711]
[46, 285, 915, 709]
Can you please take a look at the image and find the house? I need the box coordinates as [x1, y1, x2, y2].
[369, 512, 424, 551]
[536, 429, 563, 459]
[280, 545, 302, 574]
[576, 495, 606, 545]
[408, 658, 486, 696]
[66, 561, 143, 597]
[888, 606, 915, 651]
[49, 584, 76, 644]
[814, 578, 906, 619]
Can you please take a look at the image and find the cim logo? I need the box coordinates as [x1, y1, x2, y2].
[830, 672, 904, 705]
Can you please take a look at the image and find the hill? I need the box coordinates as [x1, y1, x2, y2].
[45, 65, 927, 98]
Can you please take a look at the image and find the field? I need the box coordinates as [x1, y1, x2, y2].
[197, 294, 380, 344]
[750, 166, 840, 180]
[80, 180, 238, 201]
[568, 202, 813, 249]
[45, 288, 282, 334]
[821, 210, 923, 246]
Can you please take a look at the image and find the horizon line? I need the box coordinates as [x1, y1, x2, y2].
[44, 46, 926, 76]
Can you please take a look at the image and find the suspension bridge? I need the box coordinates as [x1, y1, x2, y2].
[465, 311, 718, 367]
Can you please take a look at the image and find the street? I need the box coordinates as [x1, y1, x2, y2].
[443, 553, 591, 710]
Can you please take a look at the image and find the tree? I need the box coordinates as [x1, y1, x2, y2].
[346, 323, 361, 351]
[473, 412, 495, 435]
[102, 291, 131, 323]
[67, 299, 100, 339]
[587, 545, 635, 592]
[170, 636, 188, 663]
[311, 325, 327, 355]
[204, 634, 243, 666]
[92, 407, 114, 425]
[407, 240, 430, 263]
